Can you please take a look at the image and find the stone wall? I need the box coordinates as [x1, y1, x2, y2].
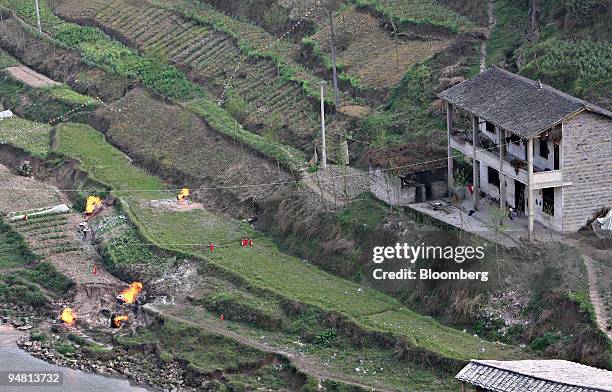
[561, 111, 612, 232]
[369, 167, 416, 206]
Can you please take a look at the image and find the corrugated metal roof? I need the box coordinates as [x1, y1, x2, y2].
[456, 360, 612, 392]
[437, 66, 612, 139]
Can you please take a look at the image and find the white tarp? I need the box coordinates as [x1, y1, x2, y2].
[0, 110, 14, 119]
[8, 204, 70, 222]
[596, 209, 612, 231]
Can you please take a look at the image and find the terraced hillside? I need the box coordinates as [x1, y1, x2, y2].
[54, 0, 321, 150]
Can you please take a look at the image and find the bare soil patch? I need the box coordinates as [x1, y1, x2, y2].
[0, 164, 65, 213]
[313, 6, 452, 89]
[4, 65, 61, 88]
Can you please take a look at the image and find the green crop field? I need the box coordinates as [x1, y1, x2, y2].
[1, 0, 305, 169]
[84, 0, 320, 149]
[0, 116, 51, 157]
[351, 0, 475, 33]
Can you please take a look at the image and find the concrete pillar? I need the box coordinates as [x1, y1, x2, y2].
[498, 126, 506, 208]
[472, 115, 480, 210]
[527, 138, 535, 241]
[446, 103, 454, 195]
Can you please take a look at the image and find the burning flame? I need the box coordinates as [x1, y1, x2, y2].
[113, 315, 129, 328]
[118, 282, 143, 304]
[177, 188, 190, 202]
[85, 196, 102, 214]
[60, 308, 76, 325]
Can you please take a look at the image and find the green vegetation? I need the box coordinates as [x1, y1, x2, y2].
[519, 38, 612, 104]
[1, 0, 305, 167]
[0, 219, 38, 269]
[0, 274, 49, 307]
[0, 115, 51, 157]
[114, 319, 264, 372]
[187, 99, 305, 171]
[350, 0, 474, 33]
[151, 0, 339, 104]
[15, 262, 74, 295]
[54, 123, 166, 197]
[486, 0, 529, 67]
[0, 219, 71, 308]
[358, 62, 446, 149]
[0, 74, 98, 123]
[0, 49, 18, 69]
[1, 0, 201, 101]
[487, 0, 611, 106]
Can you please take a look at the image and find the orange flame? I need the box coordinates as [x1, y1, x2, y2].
[118, 282, 143, 304]
[177, 188, 190, 203]
[113, 315, 129, 328]
[85, 196, 102, 214]
[60, 308, 76, 325]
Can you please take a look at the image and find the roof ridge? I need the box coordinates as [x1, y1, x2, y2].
[487, 66, 612, 117]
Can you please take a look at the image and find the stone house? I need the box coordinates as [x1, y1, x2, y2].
[438, 66, 612, 238]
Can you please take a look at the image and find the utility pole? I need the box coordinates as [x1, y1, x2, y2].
[34, 0, 42, 33]
[328, 9, 341, 109]
[320, 81, 327, 170]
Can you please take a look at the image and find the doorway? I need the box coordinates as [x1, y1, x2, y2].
[514, 180, 525, 213]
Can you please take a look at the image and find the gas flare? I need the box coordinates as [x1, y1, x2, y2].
[60, 308, 76, 325]
[118, 282, 143, 304]
[85, 196, 102, 214]
[112, 315, 129, 328]
[177, 188, 190, 203]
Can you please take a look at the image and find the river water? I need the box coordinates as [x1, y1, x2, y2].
[0, 324, 152, 392]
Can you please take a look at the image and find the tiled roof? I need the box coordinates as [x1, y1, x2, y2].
[438, 66, 612, 138]
[456, 360, 612, 392]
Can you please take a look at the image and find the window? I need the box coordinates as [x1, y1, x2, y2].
[539, 138, 549, 158]
[485, 122, 495, 134]
[487, 166, 500, 188]
[542, 188, 555, 216]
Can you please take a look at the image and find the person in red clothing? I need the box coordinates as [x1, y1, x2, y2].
[467, 183, 474, 195]
[249, 239, 254, 246]
[241, 239, 248, 247]
[209, 243, 215, 253]
[92, 265, 98, 275]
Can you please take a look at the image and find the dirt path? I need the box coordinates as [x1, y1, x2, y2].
[145, 304, 396, 392]
[479, 0, 497, 71]
[582, 253, 611, 340]
[5, 65, 61, 87]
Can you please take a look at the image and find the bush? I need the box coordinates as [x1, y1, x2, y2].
[530, 331, 561, 351]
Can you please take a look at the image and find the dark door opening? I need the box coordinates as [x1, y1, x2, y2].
[554, 144, 560, 170]
[515, 180, 526, 213]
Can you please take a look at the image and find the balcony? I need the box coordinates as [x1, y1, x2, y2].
[449, 133, 568, 188]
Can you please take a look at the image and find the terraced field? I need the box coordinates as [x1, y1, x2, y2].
[351, 0, 475, 33]
[54, 0, 320, 150]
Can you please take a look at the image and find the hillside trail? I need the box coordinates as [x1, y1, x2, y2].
[145, 304, 397, 392]
[566, 239, 611, 340]
[480, 0, 498, 71]
[581, 252, 611, 340]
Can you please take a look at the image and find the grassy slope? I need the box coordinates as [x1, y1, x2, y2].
[0, 49, 19, 69]
[487, 0, 611, 108]
[0, 116, 51, 158]
[53, 121, 523, 362]
[350, 0, 475, 33]
[1, 0, 304, 170]
[0, 73, 99, 123]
